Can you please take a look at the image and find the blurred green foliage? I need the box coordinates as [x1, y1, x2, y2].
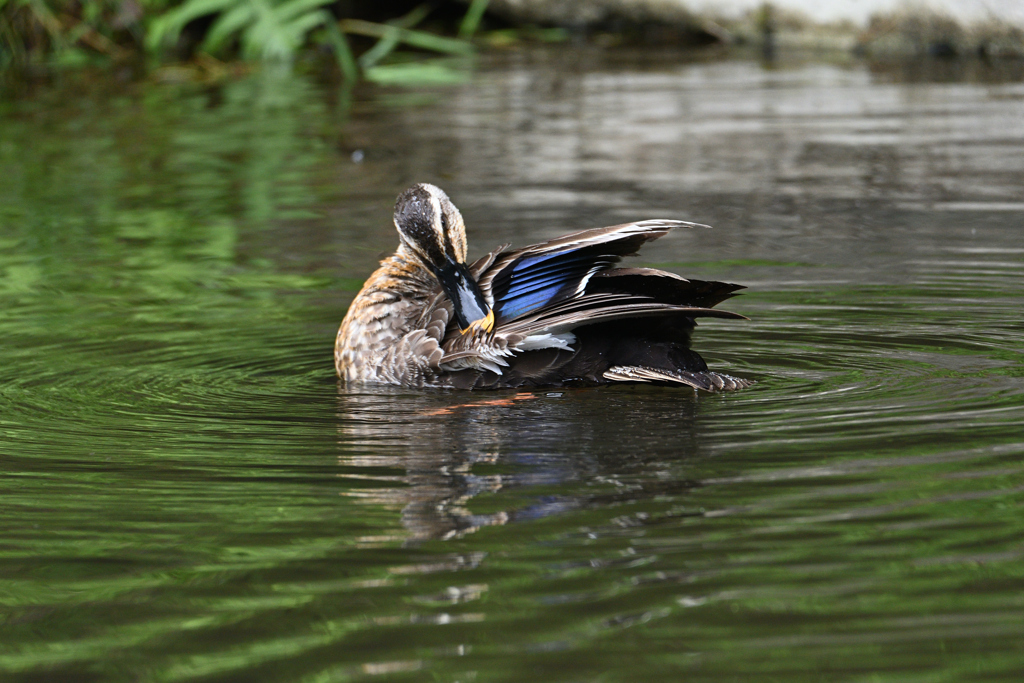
[1, 0, 136, 66]
[146, 0, 338, 61]
[0, 0, 490, 78]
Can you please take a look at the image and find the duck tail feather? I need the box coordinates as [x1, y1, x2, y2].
[589, 268, 745, 308]
[603, 365, 753, 392]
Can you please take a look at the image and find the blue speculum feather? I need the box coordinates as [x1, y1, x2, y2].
[494, 250, 608, 320]
[498, 285, 570, 320]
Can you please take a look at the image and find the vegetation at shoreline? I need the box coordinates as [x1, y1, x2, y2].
[0, 0, 497, 78]
[3, 0, 1023, 80]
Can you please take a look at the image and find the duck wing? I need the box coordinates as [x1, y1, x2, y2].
[475, 220, 704, 324]
[444, 220, 751, 391]
[476, 220, 746, 339]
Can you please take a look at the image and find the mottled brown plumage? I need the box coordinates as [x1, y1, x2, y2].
[335, 183, 751, 391]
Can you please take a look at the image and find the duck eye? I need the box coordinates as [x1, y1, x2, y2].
[440, 213, 449, 233]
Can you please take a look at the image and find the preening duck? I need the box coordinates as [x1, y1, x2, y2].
[335, 183, 751, 391]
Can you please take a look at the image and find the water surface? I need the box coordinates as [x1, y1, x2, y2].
[2, 49, 1023, 681]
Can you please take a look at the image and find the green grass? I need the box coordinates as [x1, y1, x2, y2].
[1, 0, 499, 83]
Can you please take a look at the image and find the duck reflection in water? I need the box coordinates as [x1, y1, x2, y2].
[336, 183, 751, 391]
[335, 387, 705, 543]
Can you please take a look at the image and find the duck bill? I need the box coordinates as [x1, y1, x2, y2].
[435, 262, 493, 334]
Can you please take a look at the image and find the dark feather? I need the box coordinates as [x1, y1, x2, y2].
[588, 268, 745, 309]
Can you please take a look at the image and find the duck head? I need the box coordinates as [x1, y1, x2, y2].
[394, 183, 494, 334]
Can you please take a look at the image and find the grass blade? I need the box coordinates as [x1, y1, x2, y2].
[147, 0, 238, 51]
[358, 2, 434, 69]
[358, 26, 399, 69]
[324, 17, 358, 82]
[458, 0, 489, 40]
[394, 3, 433, 30]
[364, 58, 471, 86]
[272, 0, 334, 24]
[202, 2, 255, 54]
[339, 18, 473, 56]
[281, 10, 328, 45]
[358, 3, 434, 70]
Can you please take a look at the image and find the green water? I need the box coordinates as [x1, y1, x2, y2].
[2, 51, 1024, 681]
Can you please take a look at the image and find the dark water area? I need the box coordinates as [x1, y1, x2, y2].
[2, 48, 1023, 681]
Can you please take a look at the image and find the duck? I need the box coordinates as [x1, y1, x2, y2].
[335, 183, 751, 391]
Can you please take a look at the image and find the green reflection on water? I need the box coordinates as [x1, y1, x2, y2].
[0, 71, 344, 388]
